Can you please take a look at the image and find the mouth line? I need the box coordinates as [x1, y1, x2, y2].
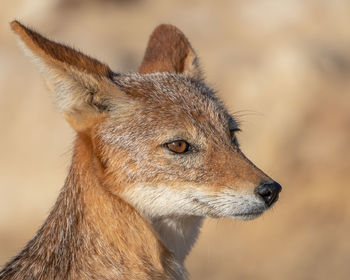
[230, 211, 264, 220]
[233, 211, 263, 217]
[192, 197, 265, 219]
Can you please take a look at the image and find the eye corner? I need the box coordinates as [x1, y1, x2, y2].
[229, 128, 241, 147]
[230, 127, 241, 133]
[233, 137, 240, 147]
[229, 126, 241, 136]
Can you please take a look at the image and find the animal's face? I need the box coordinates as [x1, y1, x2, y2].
[11, 21, 281, 221]
[92, 73, 280, 220]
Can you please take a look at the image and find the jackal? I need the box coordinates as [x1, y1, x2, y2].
[0, 21, 281, 280]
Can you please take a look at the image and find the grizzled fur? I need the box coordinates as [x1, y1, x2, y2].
[1, 21, 280, 280]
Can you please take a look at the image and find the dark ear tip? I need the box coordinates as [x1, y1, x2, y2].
[10, 20, 30, 38]
[151, 24, 185, 38]
[153, 24, 179, 30]
[10, 20, 22, 32]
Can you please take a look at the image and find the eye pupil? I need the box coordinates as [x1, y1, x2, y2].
[166, 140, 189, 153]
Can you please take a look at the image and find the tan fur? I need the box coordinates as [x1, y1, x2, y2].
[1, 21, 281, 279]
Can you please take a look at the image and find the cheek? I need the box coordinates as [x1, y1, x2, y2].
[100, 144, 168, 196]
[119, 184, 199, 217]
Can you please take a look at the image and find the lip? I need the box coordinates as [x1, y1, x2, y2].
[231, 211, 264, 220]
[193, 197, 266, 220]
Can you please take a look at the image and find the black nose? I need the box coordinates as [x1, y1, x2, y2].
[255, 181, 282, 207]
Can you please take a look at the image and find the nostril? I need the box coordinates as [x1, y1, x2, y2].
[255, 181, 282, 207]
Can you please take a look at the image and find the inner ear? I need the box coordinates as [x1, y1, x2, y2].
[139, 24, 202, 80]
[10, 20, 121, 132]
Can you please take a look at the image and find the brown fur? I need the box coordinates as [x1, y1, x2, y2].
[139, 24, 202, 80]
[0, 133, 180, 279]
[10, 21, 111, 78]
[1, 21, 281, 279]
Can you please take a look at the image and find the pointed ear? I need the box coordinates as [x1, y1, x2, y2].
[138, 24, 202, 80]
[10, 20, 120, 132]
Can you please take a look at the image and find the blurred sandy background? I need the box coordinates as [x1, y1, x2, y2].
[1, 0, 350, 279]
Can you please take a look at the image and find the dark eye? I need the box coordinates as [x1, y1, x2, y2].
[230, 129, 240, 146]
[166, 140, 190, 154]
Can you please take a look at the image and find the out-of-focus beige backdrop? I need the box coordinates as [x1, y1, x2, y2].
[1, 0, 349, 279]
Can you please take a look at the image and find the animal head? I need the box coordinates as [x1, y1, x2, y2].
[11, 21, 281, 221]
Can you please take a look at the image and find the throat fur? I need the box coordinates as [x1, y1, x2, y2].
[151, 216, 203, 264]
[0, 136, 185, 280]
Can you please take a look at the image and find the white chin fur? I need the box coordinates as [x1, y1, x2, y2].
[230, 212, 264, 221]
[120, 184, 266, 219]
[120, 184, 266, 264]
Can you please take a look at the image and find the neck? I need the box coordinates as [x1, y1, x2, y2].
[150, 216, 203, 264]
[0, 134, 185, 280]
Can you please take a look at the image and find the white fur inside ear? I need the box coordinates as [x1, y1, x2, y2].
[16, 38, 65, 110]
[15, 37, 97, 114]
[183, 51, 202, 80]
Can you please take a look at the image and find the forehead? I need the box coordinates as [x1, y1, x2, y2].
[112, 73, 238, 131]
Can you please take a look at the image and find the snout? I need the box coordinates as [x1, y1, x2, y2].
[255, 181, 282, 207]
